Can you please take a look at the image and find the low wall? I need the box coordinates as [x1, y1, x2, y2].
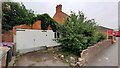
[80, 39, 112, 62]
[18, 46, 47, 54]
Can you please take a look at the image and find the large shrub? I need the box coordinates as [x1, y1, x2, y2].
[56, 11, 106, 56]
[2, 2, 35, 30]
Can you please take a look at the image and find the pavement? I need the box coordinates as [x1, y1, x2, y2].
[15, 50, 69, 66]
[84, 38, 118, 66]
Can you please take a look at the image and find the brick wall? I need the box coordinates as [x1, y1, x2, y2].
[13, 24, 31, 35]
[32, 20, 41, 30]
[13, 20, 52, 35]
[2, 30, 13, 42]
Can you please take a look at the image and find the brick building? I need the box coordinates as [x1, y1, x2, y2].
[53, 4, 69, 24]
[2, 4, 112, 42]
[53, 4, 112, 36]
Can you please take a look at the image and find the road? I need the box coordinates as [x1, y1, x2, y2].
[84, 38, 118, 66]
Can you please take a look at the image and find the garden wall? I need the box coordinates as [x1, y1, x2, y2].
[80, 39, 112, 62]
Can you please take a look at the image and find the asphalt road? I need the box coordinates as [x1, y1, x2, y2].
[84, 38, 118, 66]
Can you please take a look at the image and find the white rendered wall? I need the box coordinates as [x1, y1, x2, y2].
[16, 29, 60, 53]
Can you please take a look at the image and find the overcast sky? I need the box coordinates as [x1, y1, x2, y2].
[13, 0, 119, 30]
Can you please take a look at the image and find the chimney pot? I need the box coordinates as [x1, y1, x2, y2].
[56, 4, 62, 12]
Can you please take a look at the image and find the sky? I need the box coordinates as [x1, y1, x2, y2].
[12, 0, 119, 30]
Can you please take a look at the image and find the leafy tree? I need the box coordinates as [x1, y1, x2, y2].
[56, 11, 105, 56]
[2, 2, 35, 30]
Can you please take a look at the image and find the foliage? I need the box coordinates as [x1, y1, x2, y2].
[56, 11, 106, 56]
[2, 2, 35, 30]
[36, 13, 58, 31]
[96, 32, 106, 42]
[2, 2, 58, 31]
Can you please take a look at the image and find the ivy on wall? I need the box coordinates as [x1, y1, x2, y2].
[2, 2, 57, 31]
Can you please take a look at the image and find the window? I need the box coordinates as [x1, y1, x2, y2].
[57, 33, 60, 38]
[54, 32, 57, 38]
[54, 32, 60, 38]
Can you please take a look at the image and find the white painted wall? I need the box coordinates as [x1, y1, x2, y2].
[16, 29, 60, 53]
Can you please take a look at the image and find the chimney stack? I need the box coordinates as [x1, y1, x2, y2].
[56, 4, 62, 12]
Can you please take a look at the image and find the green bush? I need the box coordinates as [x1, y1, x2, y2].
[56, 11, 106, 56]
[97, 32, 106, 42]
